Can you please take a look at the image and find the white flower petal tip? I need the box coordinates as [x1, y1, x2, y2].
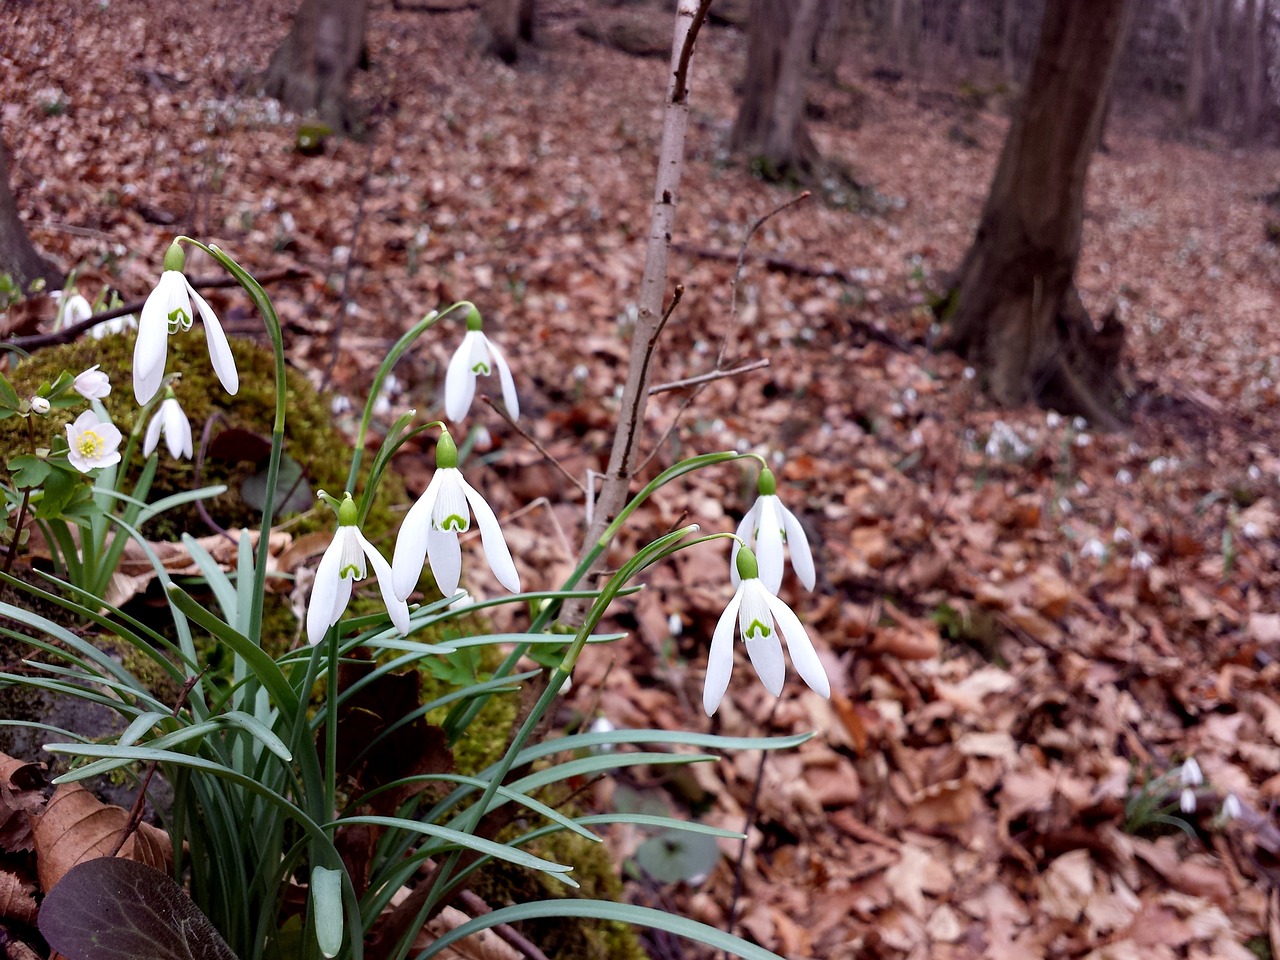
[443, 328, 519, 422]
[702, 578, 830, 717]
[392, 467, 520, 600]
[306, 521, 408, 645]
[65, 410, 122, 473]
[144, 397, 193, 460]
[133, 268, 238, 404]
[1180, 757, 1203, 787]
[731, 487, 815, 593]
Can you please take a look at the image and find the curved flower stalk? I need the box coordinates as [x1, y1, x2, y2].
[444, 308, 518, 422]
[391, 430, 520, 600]
[705, 546, 829, 716]
[307, 494, 410, 646]
[64, 410, 122, 473]
[730, 467, 815, 594]
[142, 394, 193, 460]
[133, 241, 239, 404]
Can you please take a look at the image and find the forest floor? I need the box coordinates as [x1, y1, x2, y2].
[5, 0, 1280, 958]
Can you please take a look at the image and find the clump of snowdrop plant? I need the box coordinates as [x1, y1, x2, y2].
[6, 238, 817, 960]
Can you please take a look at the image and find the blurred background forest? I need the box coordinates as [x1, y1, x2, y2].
[4, 0, 1280, 957]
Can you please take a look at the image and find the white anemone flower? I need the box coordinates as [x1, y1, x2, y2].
[704, 547, 830, 716]
[444, 312, 518, 422]
[730, 468, 815, 595]
[307, 495, 411, 646]
[134, 242, 238, 405]
[64, 410, 122, 473]
[391, 431, 520, 600]
[143, 395, 194, 460]
[73, 364, 111, 400]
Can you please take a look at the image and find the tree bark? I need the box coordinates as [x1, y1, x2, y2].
[478, 0, 535, 63]
[0, 128, 60, 292]
[1238, 0, 1263, 142]
[939, 0, 1133, 424]
[258, 0, 368, 135]
[1183, 0, 1208, 129]
[728, 0, 824, 180]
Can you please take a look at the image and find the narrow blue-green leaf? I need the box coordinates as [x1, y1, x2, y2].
[332, 816, 576, 883]
[500, 753, 716, 808]
[223, 710, 292, 761]
[574, 813, 743, 839]
[118, 711, 170, 747]
[512, 729, 813, 768]
[181, 533, 238, 625]
[416, 899, 784, 960]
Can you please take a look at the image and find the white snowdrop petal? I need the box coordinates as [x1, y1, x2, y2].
[461, 476, 521, 593]
[488, 337, 520, 421]
[143, 407, 164, 457]
[427, 526, 462, 598]
[391, 471, 443, 600]
[306, 536, 346, 646]
[754, 497, 785, 594]
[356, 529, 411, 636]
[779, 501, 816, 591]
[190, 285, 239, 395]
[444, 331, 480, 422]
[744, 633, 786, 697]
[764, 590, 830, 698]
[703, 590, 742, 716]
[729, 504, 758, 590]
[431, 470, 471, 533]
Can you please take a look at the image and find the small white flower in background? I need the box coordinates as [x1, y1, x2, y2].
[371, 373, 402, 418]
[667, 613, 683, 637]
[65, 410, 122, 473]
[1178, 757, 1202, 814]
[444, 309, 518, 422]
[1115, 469, 1133, 484]
[143, 395, 194, 460]
[29, 396, 50, 415]
[1080, 538, 1106, 561]
[330, 394, 353, 416]
[90, 312, 138, 340]
[134, 241, 238, 405]
[704, 547, 830, 716]
[588, 716, 617, 753]
[1222, 793, 1242, 821]
[73, 365, 111, 400]
[1045, 411, 1062, 428]
[54, 292, 93, 332]
[1113, 527, 1132, 544]
[307, 494, 410, 646]
[1131, 550, 1154, 570]
[731, 467, 815, 595]
[391, 430, 520, 600]
[1242, 521, 1262, 540]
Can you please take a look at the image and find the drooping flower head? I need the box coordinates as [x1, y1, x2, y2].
[1179, 756, 1203, 814]
[64, 410, 123, 473]
[444, 308, 518, 422]
[306, 493, 411, 646]
[73, 364, 111, 400]
[134, 241, 238, 405]
[704, 546, 830, 716]
[143, 393, 194, 460]
[730, 467, 815, 595]
[391, 430, 520, 600]
[55, 292, 93, 333]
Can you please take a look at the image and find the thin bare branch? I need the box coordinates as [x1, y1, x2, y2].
[480, 395, 587, 494]
[672, 0, 715, 103]
[648, 357, 770, 395]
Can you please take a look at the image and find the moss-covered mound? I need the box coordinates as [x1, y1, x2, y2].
[8, 330, 356, 541]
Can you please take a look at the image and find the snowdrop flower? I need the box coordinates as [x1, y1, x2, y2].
[1131, 550, 1154, 570]
[704, 547, 829, 716]
[731, 468, 815, 595]
[1080, 538, 1106, 561]
[55, 292, 93, 332]
[391, 430, 520, 600]
[444, 310, 518, 422]
[306, 494, 410, 646]
[1178, 757, 1203, 814]
[143, 394, 193, 460]
[73, 365, 111, 400]
[29, 396, 50, 415]
[134, 241, 238, 405]
[64, 410, 122, 473]
[1222, 793, 1242, 821]
[91, 312, 138, 340]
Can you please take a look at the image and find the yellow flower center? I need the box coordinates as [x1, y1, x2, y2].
[77, 430, 104, 459]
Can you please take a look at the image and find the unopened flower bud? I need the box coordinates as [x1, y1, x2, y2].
[30, 396, 50, 415]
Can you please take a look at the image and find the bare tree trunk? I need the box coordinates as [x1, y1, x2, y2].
[1239, 0, 1264, 142]
[0, 129, 59, 292]
[258, 0, 368, 135]
[1000, 0, 1018, 78]
[1183, 0, 1208, 129]
[478, 0, 535, 64]
[939, 0, 1133, 423]
[729, 0, 824, 179]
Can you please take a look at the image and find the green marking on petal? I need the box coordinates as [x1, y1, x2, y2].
[471, 362, 491, 375]
[438, 514, 467, 532]
[744, 619, 771, 640]
[339, 563, 361, 579]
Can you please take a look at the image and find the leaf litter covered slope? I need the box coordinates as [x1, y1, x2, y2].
[5, 1, 1280, 957]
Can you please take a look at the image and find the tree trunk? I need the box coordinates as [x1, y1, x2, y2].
[1183, 0, 1208, 129]
[0, 129, 60, 292]
[939, 0, 1133, 424]
[1238, 0, 1263, 142]
[729, 0, 824, 180]
[259, 0, 368, 135]
[478, 0, 535, 63]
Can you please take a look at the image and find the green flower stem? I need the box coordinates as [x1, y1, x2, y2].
[177, 238, 286, 646]
[343, 301, 475, 495]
